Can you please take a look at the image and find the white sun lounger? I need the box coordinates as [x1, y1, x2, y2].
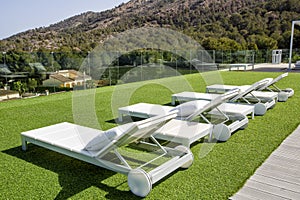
[258, 73, 294, 101]
[21, 112, 194, 197]
[119, 89, 249, 143]
[206, 73, 294, 102]
[172, 78, 275, 116]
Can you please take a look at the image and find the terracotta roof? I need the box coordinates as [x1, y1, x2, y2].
[50, 74, 73, 83]
[48, 70, 91, 83]
[68, 70, 79, 75]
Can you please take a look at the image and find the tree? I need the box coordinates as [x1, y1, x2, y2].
[247, 35, 278, 50]
[201, 37, 243, 50]
[28, 78, 37, 93]
[13, 81, 27, 97]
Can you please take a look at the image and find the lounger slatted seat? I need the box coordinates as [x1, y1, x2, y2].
[172, 78, 275, 116]
[21, 112, 194, 197]
[206, 73, 294, 102]
[118, 103, 174, 121]
[119, 89, 249, 143]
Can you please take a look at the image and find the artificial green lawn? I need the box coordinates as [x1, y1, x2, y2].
[1, 71, 300, 199]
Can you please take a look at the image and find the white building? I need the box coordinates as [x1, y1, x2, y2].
[43, 70, 91, 88]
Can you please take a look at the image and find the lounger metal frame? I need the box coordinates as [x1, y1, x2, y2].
[21, 112, 193, 197]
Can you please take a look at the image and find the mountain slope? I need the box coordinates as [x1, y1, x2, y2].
[0, 0, 300, 52]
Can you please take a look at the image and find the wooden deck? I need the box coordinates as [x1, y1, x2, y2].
[230, 125, 300, 200]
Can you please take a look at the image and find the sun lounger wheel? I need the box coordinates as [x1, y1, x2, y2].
[284, 88, 294, 97]
[128, 169, 152, 197]
[175, 145, 194, 168]
[254, 103, 267, 115]
[240, 123, 248, 130]
[213, 124, 231, 142]
[278, 91, 289, 102]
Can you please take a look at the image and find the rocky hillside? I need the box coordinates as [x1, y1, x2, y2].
[0, 0, 299, 52]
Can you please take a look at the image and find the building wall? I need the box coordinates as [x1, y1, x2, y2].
[0, 91, 20, 101]
[43, 70, 92, 88]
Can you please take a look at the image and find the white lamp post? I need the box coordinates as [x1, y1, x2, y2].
[3, 52, 7, 83]
[88, 51, 91, 76]
[51, 52, 54, 72]
[3, 52, 6, 66]
[51, 52, 55, 92]
[289, 20, 300, 70]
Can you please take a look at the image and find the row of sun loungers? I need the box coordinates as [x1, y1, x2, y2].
[205, 72, 294, 102]
[20, 73, 294, 197]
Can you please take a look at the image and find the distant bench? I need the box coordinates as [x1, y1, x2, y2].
[218, 63, 255, 71]
[229, 63, 254, 71]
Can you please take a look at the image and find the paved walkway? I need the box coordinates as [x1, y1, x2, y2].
[225, 63, 300, 73]
[252, 63, 296, 72]
[230, 125, 300, 200]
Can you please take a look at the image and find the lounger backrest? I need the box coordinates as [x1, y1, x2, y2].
[95, 111, 178, 157]
[229, 78, 271, 102]
[257, 73, 288, 91]
[186, 88, 240, 121]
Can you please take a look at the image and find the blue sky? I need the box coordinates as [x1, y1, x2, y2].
[0, 0, 130, 39]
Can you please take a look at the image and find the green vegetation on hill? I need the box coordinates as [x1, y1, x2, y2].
[0, 0, 300, 52]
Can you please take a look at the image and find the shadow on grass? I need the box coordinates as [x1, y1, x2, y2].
[163, 102, 176, 106]
[106, 116, 147, 125]
[105, 102, 176, 125]
[3, 145, 142, 200]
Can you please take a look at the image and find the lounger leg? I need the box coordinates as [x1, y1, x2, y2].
[118, 113, 123, 122]
[208, 132, 213, 142]
[182, 141, 190, 148]
[171, 96, 176, 105]
[21, 137, 28, 151]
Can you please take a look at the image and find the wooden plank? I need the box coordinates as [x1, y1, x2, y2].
[272, 152, 300, 162]
[251, 174, 300, 195]
[232, 185, 287, 200]
[256, 168, 300, 185]
[229, 193, 255, 200]
[273, 149, 300, 162]
[259, 163, 300, 178]
[265, 155, 300, 171]
[272, 153, 300, 162]
[283, 135, 300, 142]
[278, 143, 300, 153]
[282, 136, 300, 143]
[272, 154, 300, 166]
[283, 135, 300, 144]
[245, 179, 300, 199]
[284, 137, 300, 144]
